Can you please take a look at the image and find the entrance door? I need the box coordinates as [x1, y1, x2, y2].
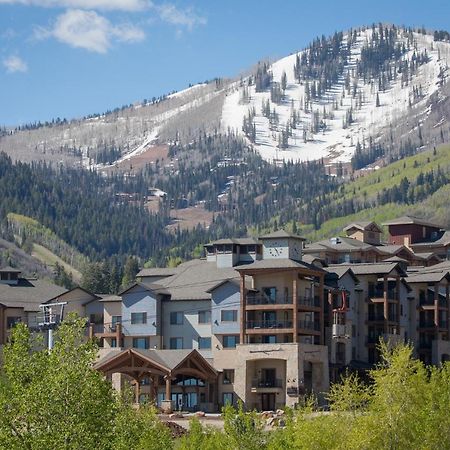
[171, 393, 183, 410]
[261, 393, 276, 411]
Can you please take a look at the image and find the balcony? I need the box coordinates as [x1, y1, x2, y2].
[419, 320, 436, 328]
[367, 335, 383, 344]
[368, 314, 385, 322]
[298, 320, 320, 332]
[246, 320, 293, 330]
[246, 295, 293, 306]
[298, 296, 321, 308]
[251, 378, 283, 392]
[93, 323, 125, 337]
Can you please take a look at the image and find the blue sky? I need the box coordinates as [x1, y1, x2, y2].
[1, 0, 450, 125]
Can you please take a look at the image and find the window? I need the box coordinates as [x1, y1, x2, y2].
[170, 312, 183, 325]
[223, 335, 238, 348]
[170, 337, 183, 349]
[221, 310, 238, 322]
[263, 287, 276, 301]
[111, 315, 122, 327]
[7, 317, 21, 329]
[262, 335, 277, 344]
[223, 392, 234, 406]
[89, 313, 103, 325]
[110, 338, 117, 348]
[223, 369, 235, 384]
[198, 337, 211, 349]
[198, 310, 211, 324]
[133, 337, 149, 349]
[131, 312, 147, 325]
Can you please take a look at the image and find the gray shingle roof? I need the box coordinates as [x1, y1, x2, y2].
[406, 271, 450, 283]
[0, 278, 66, 311]
[137, 268, 180, 278]
[260, 230, 306, 240]
[328, 262, 405, 276]
[305, 236, 377, 252]
[156, 259, 240, 300]
[235, 258, 324, 273]
[207, 238, 259, 246]
[382, 215, 442, 228]
[343, 221, 382, 232]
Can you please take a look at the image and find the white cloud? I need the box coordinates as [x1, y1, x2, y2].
[36, 9, 145, 53]
[0, 0, 149, 11]
[155, 3, 206, 30]
[3, 55, 28, 73]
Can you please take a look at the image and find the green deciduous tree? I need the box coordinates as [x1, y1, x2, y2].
[0, 316, 117, 450]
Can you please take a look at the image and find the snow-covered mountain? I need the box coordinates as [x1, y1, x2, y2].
[1, 25, 450, 170]
[222, 27, 450, 164]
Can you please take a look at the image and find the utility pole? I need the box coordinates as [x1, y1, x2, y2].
[38, 302, 67, 350]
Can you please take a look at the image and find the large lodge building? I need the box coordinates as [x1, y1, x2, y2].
[2, 215, 450, 412]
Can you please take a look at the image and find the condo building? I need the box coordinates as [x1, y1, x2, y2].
[1, 215, 450, 412]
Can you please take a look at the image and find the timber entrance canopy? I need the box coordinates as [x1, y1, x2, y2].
[94, 348, 218, 382]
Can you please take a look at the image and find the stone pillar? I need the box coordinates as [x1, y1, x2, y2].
[161, 376, 173, 413]
[293, 274, 298, 343]
[240, 273, 246, 344]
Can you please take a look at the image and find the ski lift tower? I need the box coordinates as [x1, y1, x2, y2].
[38, 302, 67, 350]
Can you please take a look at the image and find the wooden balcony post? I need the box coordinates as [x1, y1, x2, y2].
[116, 322, 122, 347]
[88, 323, 95, 340]
[240, 273, 246, 344]
[293, 273, 298, 343]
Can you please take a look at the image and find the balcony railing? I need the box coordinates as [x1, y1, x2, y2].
[368, 314, 385, 321]
[298, 320, 320, 331]
[369, 290, 398, 300]
[419, 321, 436, 328]
[298, 296, 321, 307]
[246, 320, 293, 329]
[419, 340, 433, 349]
[367, 335, 383, 344]
[246, 295, 293, 306]
[251, 378, 283, 388]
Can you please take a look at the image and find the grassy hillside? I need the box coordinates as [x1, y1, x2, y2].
[300, 146, 450, 241]
[339, 145, 450, 203]
[31, 243, 81, 282]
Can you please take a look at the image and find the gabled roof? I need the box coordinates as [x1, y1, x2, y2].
[324, 266, 359, 282]
[328, 262, 406, 277]
[118, 282, 168, 296]
[0, 278, 66, 312]
[305, 236, 379, 252]
[206, 238, 259, 246]
[343, 221, 382, 233]
[157, 259, 240, 301]
[45, 286, 98, 305]
[382, 215, 442, 229]
[235, 258, 324, 275]
[94, 348, 217, 381]
[260, 230, 306, 241]
[0, 266, 21, 273]
[137, 268, 179, 278]
[406, 271, 450, 284]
